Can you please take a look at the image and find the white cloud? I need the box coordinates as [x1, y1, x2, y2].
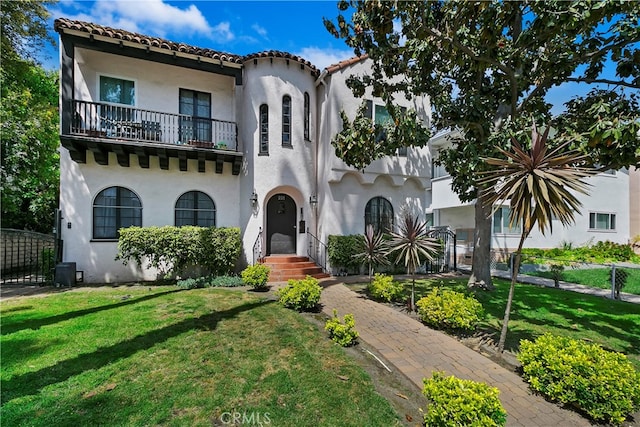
[56, 0, 234, 42]
[295, 46, 355, 70]
[251, 23, 268, 40]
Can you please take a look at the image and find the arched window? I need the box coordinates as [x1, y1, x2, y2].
[93, 186, 142, 239]
[259, 104, 269, 154]
[364, 197, 394, 234]
[303, 92, 310, 141]
[175, 191, 216, 227]
[282, 95, 291, 146]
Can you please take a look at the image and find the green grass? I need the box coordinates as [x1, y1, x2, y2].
[525, 267, 640, 295]
[1, 287, 401, 426]
[348, 277, 640, 369]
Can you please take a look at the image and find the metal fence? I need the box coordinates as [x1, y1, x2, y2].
[506, 253, 639, 300]
[1, 229, 60, 285]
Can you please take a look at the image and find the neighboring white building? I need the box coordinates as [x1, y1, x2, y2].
[55, 19, 633, 283]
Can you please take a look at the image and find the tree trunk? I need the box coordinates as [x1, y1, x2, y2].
[497, 231, 528, 353]
[468, 195, 494, 289]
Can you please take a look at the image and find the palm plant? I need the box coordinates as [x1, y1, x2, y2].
[389, 212, 440, 311]
[354, 224, 390, 281]
[479, 123, 598, 353]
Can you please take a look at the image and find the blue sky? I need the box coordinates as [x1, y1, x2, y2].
[42, 0, 628, 116]
[43, 0, 354, 70]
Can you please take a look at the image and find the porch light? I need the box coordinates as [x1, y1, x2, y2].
[309, 194, 318, 206]
[250, 190, 258, 206]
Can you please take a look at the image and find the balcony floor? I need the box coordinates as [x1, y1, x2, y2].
[61, 134, 243, 175]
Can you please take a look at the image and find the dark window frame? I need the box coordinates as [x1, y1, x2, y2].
[93, 186, 142, 240]
[282, 95, 292, 147]
[259, 104, 269, 155]
[364, 197, 394, 234]
[179, 88, 212, 143]
[304, 92, 310, 141]
[589, 212, 616, 231]
[175, 191, 216, 227]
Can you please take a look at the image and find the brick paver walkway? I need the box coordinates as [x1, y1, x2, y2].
[318, 279, 592, 427]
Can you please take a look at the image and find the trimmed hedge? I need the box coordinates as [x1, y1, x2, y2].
[116, 226, 242, 278]
[327, 234, 363, 272]
[416, 288, 483, 331]
[422, 372, 507, 426]
[518, 334, 640, 425]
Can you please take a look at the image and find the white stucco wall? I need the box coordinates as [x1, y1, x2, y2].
[59, 149, 241, 283]
[74, 48, 236, 122]
[316, 58, 432, 245]
[239, 57, 318, 259]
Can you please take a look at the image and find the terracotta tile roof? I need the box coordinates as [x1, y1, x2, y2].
[54, 18, 244, 65]
[55, 18, 322, 76]
[244, 50, 320, 77]
[325, 55, 368, 74]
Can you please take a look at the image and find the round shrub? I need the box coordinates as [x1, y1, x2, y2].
[276, 276, 322, 311]
[367, 273, 404, 302]
[422, 372, 506, 426]
[416, 288, 483, 331]
[241, 264, 271, 290]
[325, 309, 359, 347]
[518, 333, 640, 425]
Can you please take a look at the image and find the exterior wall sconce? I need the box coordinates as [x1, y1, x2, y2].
[250, 190, 258, 206]
[309, 194, 318, 206]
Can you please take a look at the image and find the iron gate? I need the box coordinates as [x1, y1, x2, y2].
[1, 229, 61, 285]
[425, 227, 457, 273]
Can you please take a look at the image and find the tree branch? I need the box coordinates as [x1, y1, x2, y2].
[566, 77, 639, 89]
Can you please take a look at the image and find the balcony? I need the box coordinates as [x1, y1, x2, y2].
[60, 100, 243, 174]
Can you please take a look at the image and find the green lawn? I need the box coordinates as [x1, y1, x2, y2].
[1, 287, 402, 426]
[350, 276, 640, 368]
[525, 267, 640, 295]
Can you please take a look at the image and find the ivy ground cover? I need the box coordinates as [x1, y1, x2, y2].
[1, 287, 401, 426]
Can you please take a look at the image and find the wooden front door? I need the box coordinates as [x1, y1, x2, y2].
[266, 194, 296, 255]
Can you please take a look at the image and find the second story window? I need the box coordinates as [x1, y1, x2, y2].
[282, 95, 291, 147]
[179, 89, 211, 143]
[365, 100, 407, 157]
[100, 76, 135, 122]
[304, 92, 310, 141]
[100, 76, 135, 106]
[259, 104, 269, 155]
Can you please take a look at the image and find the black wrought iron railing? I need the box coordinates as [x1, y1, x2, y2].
[307, 231, 328, 273]
[1, 229, 58, 285]
[70, 100, 238, 150]
[252, 227, 263, 265]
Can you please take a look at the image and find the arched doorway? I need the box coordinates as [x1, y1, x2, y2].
[266, 193, 296, 255]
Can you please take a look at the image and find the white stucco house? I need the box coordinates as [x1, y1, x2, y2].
[55, 19, 634, 283]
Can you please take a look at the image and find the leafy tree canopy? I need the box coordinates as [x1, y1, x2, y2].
[325, 0, 639, 200]
[1, 0, 59, 232]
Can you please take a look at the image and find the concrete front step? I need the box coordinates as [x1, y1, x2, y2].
[262, 255, 329, 282]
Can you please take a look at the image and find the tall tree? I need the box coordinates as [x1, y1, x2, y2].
[325, 0, 640, 288]
[479, 124, 598, 352]
[1, 0, 60, 232]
